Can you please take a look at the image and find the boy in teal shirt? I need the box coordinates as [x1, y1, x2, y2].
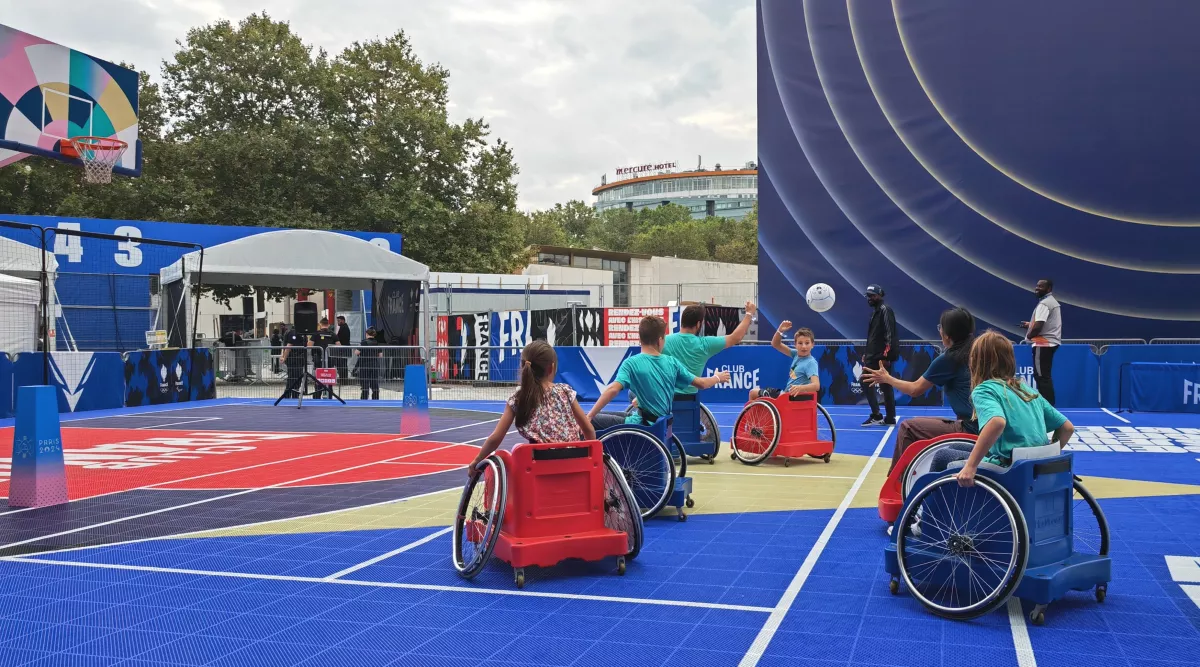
[588, 316, 730, 430]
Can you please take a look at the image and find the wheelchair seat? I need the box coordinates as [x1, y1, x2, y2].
[946, 443, 1062, 474]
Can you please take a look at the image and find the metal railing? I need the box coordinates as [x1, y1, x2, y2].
[1149, 338, 1200, 345]
[212, 345, 426, 401]
[432, 282, 759, 315]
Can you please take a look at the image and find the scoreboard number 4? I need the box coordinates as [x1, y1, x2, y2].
[53, 222, 143, 268]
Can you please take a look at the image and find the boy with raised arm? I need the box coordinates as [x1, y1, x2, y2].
[587, 316, 730, 430]
[749, 320, 820, 400]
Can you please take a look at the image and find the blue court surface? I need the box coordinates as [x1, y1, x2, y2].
[0, 399, 1197, 666]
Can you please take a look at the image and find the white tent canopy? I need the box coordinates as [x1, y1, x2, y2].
[0, 272, 40, 353]
[160, 229, 429, 290]
[0, 235, 58, 279]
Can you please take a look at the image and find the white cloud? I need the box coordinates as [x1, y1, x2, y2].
[0, 0, 756, 210]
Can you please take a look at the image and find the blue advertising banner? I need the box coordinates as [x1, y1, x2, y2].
[125, 348, 216, 406]
[490, 310, 530, 383]
[554, 346, 638, 402]
[1129, 363, 1200, 413]
[1012, 344, 1099, 408]
[1101, 345, 1200, 409]
[13, 352, 126, 413]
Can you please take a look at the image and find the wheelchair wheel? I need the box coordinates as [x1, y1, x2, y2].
[1072, 477, 1110, 557]
[731, 400, 781, 465]
[600, 428, 676, 519]
[816, 403, 837, 450]
[669, 434, 688, 479]
[452, 456, 507, 580]
[603, 453, 645, 560]
[699, 404, 721, 461]
[896, 475, 1028, 620]
[901, 438, 977, 499]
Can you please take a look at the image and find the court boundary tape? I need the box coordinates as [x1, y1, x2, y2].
[0, 555, 775, 614]
[738, 425, 894, 667]
[1101, 408, 1132, 424]
[1007, 597, 1038, 667]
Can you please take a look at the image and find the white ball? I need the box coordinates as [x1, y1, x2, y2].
[806, 283, 836, 313]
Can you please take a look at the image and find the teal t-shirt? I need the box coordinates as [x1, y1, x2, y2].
[662, 333, 726, 395]
[971, 379, 1067, 464]
[614, 353, 696, 424]
[786, 352, 819, 390]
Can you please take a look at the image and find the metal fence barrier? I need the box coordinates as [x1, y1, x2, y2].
[212, 345, 426, 401]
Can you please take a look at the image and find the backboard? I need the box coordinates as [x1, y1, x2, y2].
[0, 24, 141, 176]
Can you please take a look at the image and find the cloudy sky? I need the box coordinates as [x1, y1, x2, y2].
[3, 0, 756, 210]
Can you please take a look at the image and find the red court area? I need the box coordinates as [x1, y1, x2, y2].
[0, 428, 477, 499]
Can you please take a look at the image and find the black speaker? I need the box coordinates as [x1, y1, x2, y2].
[293, 302, 319, 335]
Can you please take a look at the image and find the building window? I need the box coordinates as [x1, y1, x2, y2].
[572, 255, 588, 268]
[587, 257, 602, 270]
[538, 252, 569, 266]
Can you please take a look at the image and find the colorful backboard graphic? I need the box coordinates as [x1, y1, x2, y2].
[0, 24, 141, 176]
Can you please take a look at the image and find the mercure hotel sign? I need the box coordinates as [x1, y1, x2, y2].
[614, 161, 678, 177]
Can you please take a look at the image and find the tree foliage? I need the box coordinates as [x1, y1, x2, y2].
[520, 200, 758, 265]
[0, 13, 527, 305]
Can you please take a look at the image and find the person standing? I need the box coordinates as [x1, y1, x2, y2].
[1020, 279, 1062, 406]
[269, 328, 283, 374]
[355, 327, 384, 400]
[861, 284, 898, 426]
[331, 315, 352, 390]
[310, 318, 337, 399]
[279, 327, 307, 399]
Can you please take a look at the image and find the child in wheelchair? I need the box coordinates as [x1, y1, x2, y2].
[587, 315, 730, 430]
[468, 340, 595, 476]
[748, 320, 820, 400]
[930, 330, 1074, 487]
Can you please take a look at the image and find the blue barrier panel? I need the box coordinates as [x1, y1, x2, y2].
[1129, 363, 1200, 413]
[553, 347, 638, 402]
[13, 352, 125, 413]
[400, 364, 431, 435]
[1012, 344, 1099, 408]
[1101, 345, 1200, 409]
[0, 354, 12, 419]
[125, 348, 216, 406]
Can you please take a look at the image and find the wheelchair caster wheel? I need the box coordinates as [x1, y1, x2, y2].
[514, 569, 525, 589]
[685, 497, 695, 509]
[783, 458, 791, 468]
[1030, 606, 1045, 626]
[617, 556, 626, 576]
[731, 453, 737, 461]
[822, 453, 831, 463]
[888, 579, 899, 595]
[1095, 585, 1106, 603]
[708, 457, 716, 465]
[678, 512, 687, 522]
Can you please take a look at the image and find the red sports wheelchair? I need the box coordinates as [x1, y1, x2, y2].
[452, 440, 644, 589]
[729, 392, 837, 466]
[878, 433, 979, 524]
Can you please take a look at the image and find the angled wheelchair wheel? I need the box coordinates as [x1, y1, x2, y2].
[603, 453, 645, 560]
[699, 403, 721, 461]
[600, 428, 676, 519]
[452, 456, 507, 580]
[901, 438, 977, 499]
[896, 475, 1028, 620]
[816, 403, 837, 451]
[1072, 477, 1110, 557]
[669, 434, 688, 479]
[732, 400, 780, 465]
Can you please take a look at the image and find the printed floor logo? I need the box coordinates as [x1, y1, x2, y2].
[1065, 426, 1200, 453]
[1165, 556, 1200, 610]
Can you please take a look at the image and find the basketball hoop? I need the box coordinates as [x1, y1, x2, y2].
[68, 136, 127, 184]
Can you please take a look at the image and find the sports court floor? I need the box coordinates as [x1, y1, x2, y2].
[0, 398, 1197, 667]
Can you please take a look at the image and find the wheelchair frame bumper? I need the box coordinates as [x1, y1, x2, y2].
[1016, 553, 1112, 606]
[493, 530, 631, 570]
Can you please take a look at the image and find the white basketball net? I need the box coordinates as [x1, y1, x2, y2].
[70, 136, 128, 184]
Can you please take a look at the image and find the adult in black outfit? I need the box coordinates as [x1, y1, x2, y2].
[279, 327, 307, 398]
[330, 315, 352, 388]
[309, 318, 337, 399]
[355, 327, 384, 400]
[861, 284, 898, 426]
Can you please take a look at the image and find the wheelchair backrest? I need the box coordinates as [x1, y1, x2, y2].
[671, 395, 703, 444]
[986, 452, 1074, 568]
[502, 441, 607, 538]
[770, 393, 822, 442]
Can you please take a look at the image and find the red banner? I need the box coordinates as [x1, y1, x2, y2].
[605, 307, 667, 346]
[314, 367, 338, 386]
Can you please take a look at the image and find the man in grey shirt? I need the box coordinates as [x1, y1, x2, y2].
[1020, 278, 1062, 405]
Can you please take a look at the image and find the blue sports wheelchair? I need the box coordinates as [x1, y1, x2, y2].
[670, 394, 722, 463]
[884, 444, 1111, 625]
[597, 416, 693, 521]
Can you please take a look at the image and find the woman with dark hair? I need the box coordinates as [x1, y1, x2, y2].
[467, 341, 596, 474]
[862, 307, 977, 473]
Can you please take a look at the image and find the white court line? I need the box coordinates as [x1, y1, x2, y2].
[324, 526, 454, 580]
[25, 486, 461, 557]
[1101, 408, 1132, 424]
[0, 556, 773, 613]
[689, 471, 858, 480]
[738, 426, 893, 667]
[1007, 597, 1038, 667]
[60, 401, 258, 422]
[135, 417, 223, 429]
[0, 430, 492, 553]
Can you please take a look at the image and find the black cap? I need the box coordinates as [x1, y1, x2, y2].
[865, 284, 885, 297]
